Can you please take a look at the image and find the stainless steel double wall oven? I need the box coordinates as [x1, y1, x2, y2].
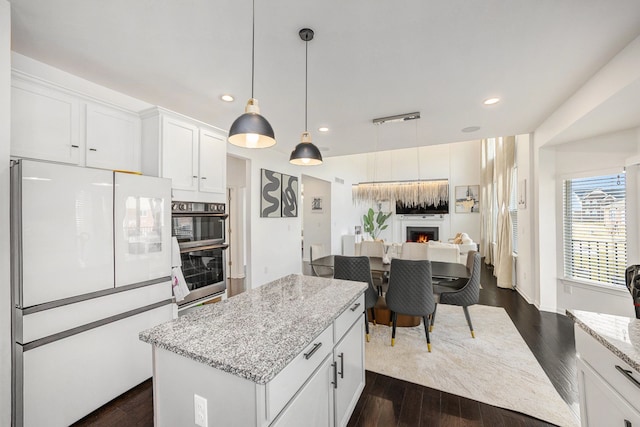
[171, 201, 228, 307]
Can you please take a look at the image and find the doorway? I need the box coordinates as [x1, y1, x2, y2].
[302, 175, 332, 262]
[226, 155, 250, 295]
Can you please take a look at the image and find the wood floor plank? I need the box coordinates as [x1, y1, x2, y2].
[398, 383, 423, 427]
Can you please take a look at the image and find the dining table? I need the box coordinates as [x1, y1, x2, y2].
[310, 255, 471, 327]
[309, 255, 470, 280]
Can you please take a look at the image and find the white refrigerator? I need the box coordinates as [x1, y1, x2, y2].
[11, 159, 173, 427]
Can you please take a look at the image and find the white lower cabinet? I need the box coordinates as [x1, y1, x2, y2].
[334, 319, 365, 427]
[577, 358, 640, 427]
[272, 355, 334, 427]
[575, 326, 640, 427]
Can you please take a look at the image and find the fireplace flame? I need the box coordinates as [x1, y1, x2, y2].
[416, 234, 429, 243]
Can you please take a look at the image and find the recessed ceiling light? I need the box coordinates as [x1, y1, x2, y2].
[220, 94, 234, 102]
[318, 127, 329, 132]
[462, 126, 481, 133]
[483, 97, 500, 105]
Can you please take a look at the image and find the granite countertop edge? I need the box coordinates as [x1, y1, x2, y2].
[566, 310, 640, 374]
[140, 274, 368, 384]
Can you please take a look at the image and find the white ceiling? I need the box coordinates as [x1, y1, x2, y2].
[9, 0, 640, 157]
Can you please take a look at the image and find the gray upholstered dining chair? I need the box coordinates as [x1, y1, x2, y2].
[431, 251, 481, 338]
[385, 258, 435, 351]
[359, 240, 388, 295]
[333, 255, 380, 342]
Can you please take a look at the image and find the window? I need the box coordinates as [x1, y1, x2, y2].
[563, 173, 626, 286]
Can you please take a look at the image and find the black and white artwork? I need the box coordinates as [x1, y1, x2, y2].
[281, 174, 298, 217]
[261, 169, 282, 217]
[311, 197, 323, 212]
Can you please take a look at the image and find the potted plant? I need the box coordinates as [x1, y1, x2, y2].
[362, 208, 392, 240]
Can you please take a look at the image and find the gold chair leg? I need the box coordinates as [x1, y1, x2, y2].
[391, 338, 395, 347]
[471, 330, 475, 338]
[427, 342, 432, 352]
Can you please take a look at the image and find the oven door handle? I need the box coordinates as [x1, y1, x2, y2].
[179, 243, 229, 253]
[172, 213, 229, 219]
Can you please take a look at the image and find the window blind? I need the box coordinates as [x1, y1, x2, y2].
[563, 173, 626, 286]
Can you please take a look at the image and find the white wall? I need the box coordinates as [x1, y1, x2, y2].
[323, 140, 482, 247]
[533, 34, 640, 314]
[302, 175, 331, 262]
[1, 1, 11, 424]
[515, 134, 535, 304]
[226, 145, 304, 289]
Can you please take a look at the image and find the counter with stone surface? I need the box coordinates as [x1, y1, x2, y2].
[140, 273, 368, 427]
[567, 309, 640, 374]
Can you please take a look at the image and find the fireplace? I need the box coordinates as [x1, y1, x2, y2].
[406, 226, 439, 243]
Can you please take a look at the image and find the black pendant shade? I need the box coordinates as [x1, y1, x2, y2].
[290, 28, 323, 165]
[228, 99, 276, 148]
[227, 0, 276, 149]
[290, 132, 323, 165]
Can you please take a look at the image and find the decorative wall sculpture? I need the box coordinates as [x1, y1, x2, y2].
[260, 169, 299, 218]
[352, 179, 449, 206]
[261, 169, 282, 217]
[281, 174, 298, 217]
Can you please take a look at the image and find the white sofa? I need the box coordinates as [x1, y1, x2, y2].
[354, 240, 474, 265]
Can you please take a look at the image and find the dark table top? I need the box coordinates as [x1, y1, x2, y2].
[310, 255, 470, 280]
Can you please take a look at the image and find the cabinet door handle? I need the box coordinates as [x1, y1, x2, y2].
[192, 175, 198, 179]
[331, 362, 338, 389]
[201, 176, 207, 180]
[338, 352, 344, 379]
[304, 342, 322, 360]
[71, 145, 79, 148]
[615, 365, 640, 389]
[350, 302, 361, 312]
[89, 148, 97, 151]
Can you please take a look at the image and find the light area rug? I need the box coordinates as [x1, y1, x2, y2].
[365, 304, 579, 427]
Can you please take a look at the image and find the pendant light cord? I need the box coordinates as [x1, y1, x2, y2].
[305, 39, 308, 132]
[251, 0, 255, 99]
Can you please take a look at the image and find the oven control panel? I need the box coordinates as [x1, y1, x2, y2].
[172, 202, 226, 214]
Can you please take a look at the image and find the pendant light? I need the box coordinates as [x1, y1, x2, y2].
[289, 28, 323, 165]
[228, 0, 276, 148]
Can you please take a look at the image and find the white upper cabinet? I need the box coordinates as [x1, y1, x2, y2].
[161, 116, 199, 191]
[198, 128, 226, 194]
[86, 103, 141, 172]
[11, 73, 142, 172]
[141, 107, 227, 203]
[11, 77, 81, 164]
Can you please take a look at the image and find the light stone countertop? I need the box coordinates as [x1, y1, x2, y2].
[567, 309, 640, 374]
[140, 274, 367, 384]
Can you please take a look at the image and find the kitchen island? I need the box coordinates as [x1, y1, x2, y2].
[568, 310, 640, 426]
[140, 274, 368, 427]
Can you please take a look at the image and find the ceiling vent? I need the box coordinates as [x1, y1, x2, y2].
[372, 112, 420, 125]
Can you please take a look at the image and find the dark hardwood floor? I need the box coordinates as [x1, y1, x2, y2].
[72, 262, 578, 427]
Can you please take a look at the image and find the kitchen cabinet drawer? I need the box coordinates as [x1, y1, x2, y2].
[267, 325, 333, 421]
[334, 294, 365, 343]
[576, 328, 640, 413]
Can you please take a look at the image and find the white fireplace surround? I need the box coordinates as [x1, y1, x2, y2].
[394, 214, 451, 244]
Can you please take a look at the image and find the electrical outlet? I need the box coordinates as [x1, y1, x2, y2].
[194, 394, 207, 427]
